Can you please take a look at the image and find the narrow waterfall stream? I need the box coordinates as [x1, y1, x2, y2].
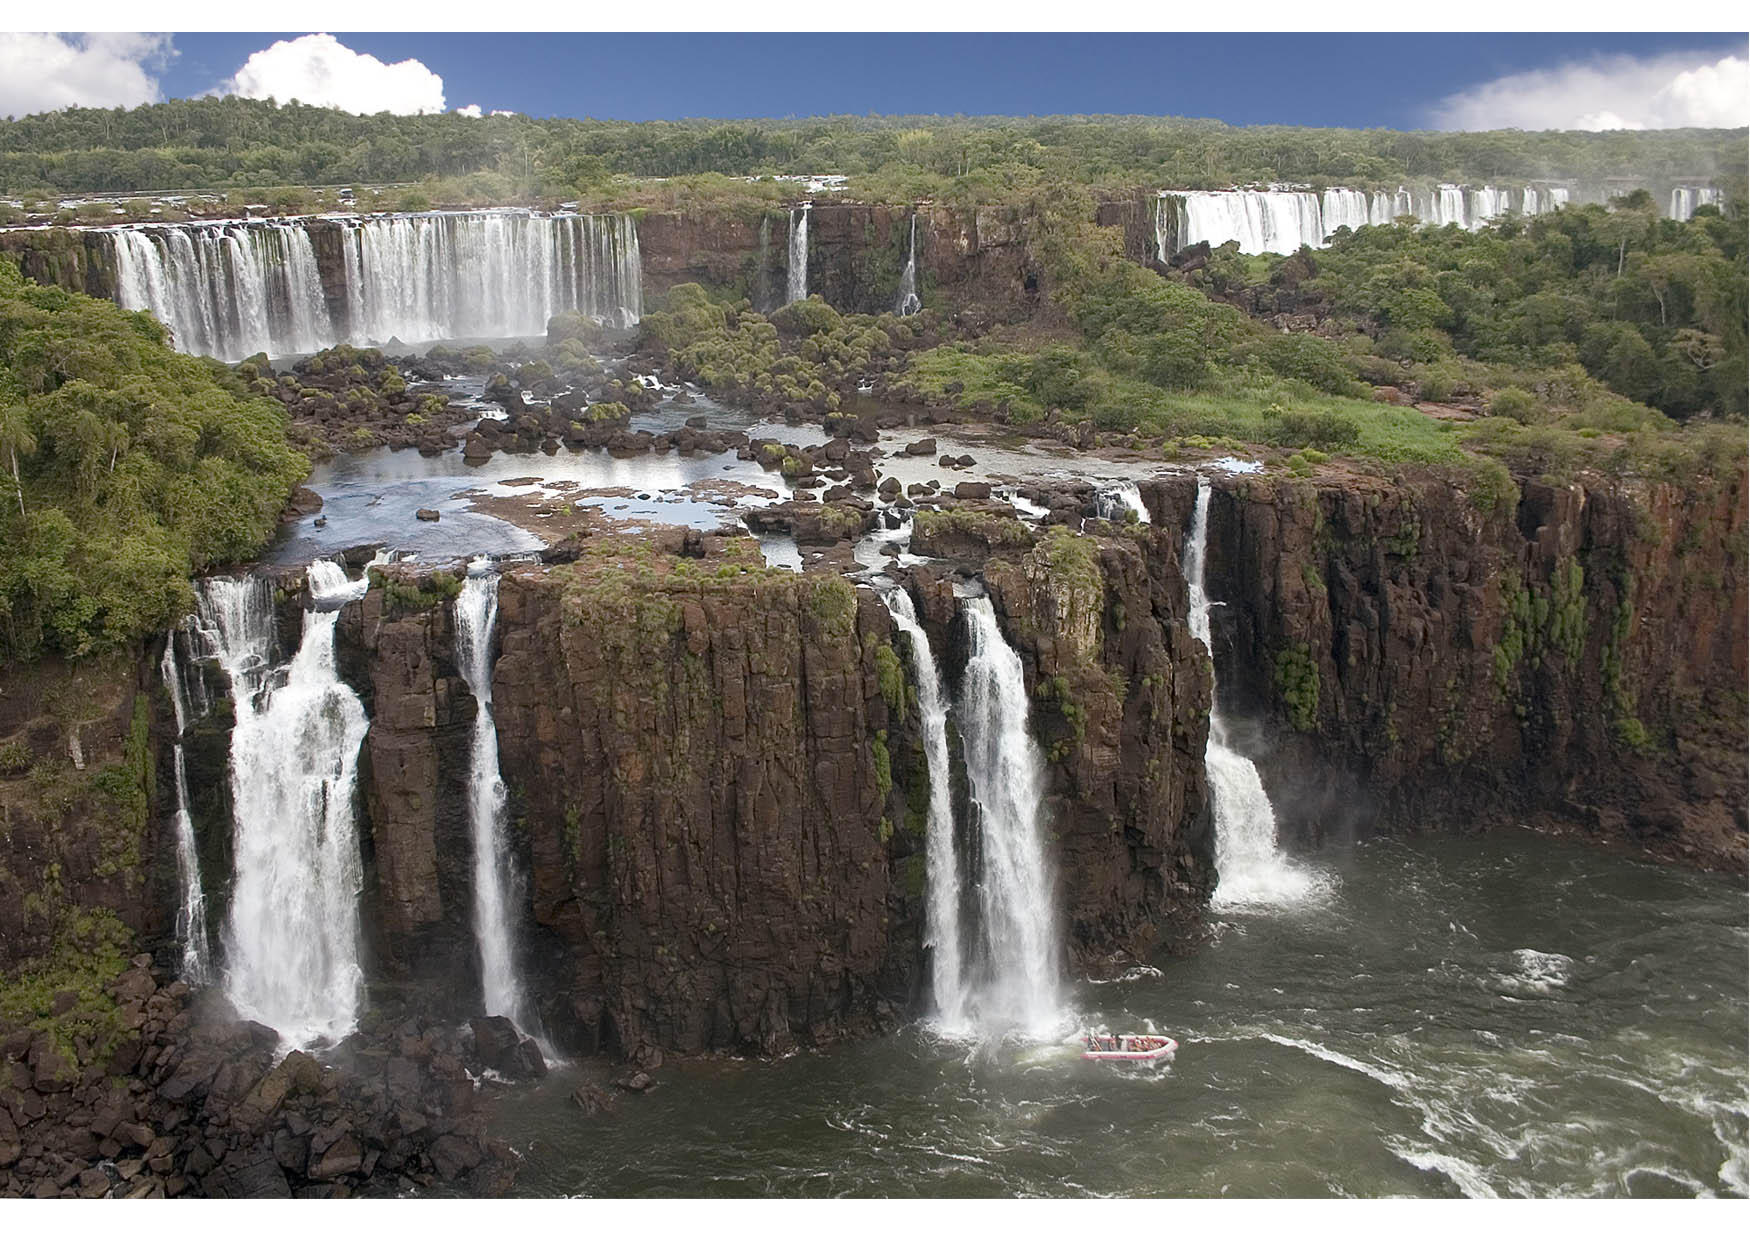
[159, 638, 213, 984]
[201, 561, 372, 1047]
[786, 203, 811, 304]
[454, 562, 542, 1041]
[1184, 477, 1326, 909]
[894, 214, 921, 316]
[881, 590, 967, 1030]
[958, 596, 1062, 1036]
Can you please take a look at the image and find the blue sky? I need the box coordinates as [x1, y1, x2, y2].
[155, 32, 1746, 126]
[2, 32, 1746, 129]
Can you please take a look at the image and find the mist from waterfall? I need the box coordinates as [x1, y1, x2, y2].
[958, 596, 1062, 1036]
[895, 214, 921, 316]
[1184, 477, 1327, 910]
[197, 561, 371, 1047]
[159, 636, 213, 985]
[881, 590, 967, 1031]
[786, 203, 811, 304]
[107, 209, 642, 360]
[454, 562, 542, 1041]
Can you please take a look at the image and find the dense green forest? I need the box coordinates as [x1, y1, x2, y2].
[1188, 191, 1748, 421]
[1, 95, 1744, 198]
[641, 183, 1743, 494]
[0, 262, 306, 664]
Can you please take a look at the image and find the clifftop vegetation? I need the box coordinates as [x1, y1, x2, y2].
[0, 262, 306, 665]
[1, 96, 1743, 204]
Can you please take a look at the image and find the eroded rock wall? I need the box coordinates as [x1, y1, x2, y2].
[1176, 466, 1748, 870]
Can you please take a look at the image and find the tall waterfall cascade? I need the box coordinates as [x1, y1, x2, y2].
[159, 638, 213, 985]
[881, 590, 967, 1029]
[1184, 477, 1326, 909]
[107, 210, 642, 360]
[195, 560, 372, 1047]
[895, 214, 922, 316]
[786, 203, 811, 304]
[1156, 183, 1601, 256]
[453, 563, 543, 1040]
[958, 596, 1063, 1035]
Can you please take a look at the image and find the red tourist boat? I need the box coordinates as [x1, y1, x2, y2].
[1081, 1032, 1178, 1065]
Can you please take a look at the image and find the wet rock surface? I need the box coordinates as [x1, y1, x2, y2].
[0, 958, 518, 1199]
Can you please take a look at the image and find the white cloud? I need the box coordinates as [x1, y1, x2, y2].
[455, 103, 483, 118]
[0, 33, 171, 119]
[1432, 52, 1750, 131]
[220, 33, 445, 115]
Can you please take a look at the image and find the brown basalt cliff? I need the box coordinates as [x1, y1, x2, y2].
[1162, 465, 1748, 871]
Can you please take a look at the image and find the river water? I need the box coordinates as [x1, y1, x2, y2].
[489, 829, 1746, 1198]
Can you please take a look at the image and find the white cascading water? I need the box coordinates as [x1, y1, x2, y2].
[1157, 180, 1660, 257]
[1670, 186, 1721, 221]
[958, 596, 1062, 1036]
[107, 210, 642, 359]
[881, 590, 967, 1030]
[453, 562, 541, 1039]
[159, 636, 213, 985]
[786, 203, 811, 304]
[201, 561, 371, 1047]
[895, 214, 922, 316]
[1184, 477, 1324, 910]
[1096, 483, 1151, 524]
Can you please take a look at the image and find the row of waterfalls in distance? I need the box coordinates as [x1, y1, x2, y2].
[161, 555, 538, 1051]
[160, 487, 1315, 1051]
[1156, 182, 1723, 258]
[106, 210, 644, 361]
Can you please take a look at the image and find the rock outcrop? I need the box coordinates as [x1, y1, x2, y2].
[1175, 465, 1748, 870]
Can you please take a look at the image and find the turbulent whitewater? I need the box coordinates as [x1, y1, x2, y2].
[109, 210, 642, 359]
[197, 561, 371, 1047]
[1183, 477, 1325, 908]
[454, 563, 542, 1040]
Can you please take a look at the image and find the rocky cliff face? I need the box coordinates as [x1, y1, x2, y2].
[0, 653, 158, 973]
[320, 531, 1211, 1057]
[638, 201, 1040, 320]
[1168, 465, 1747, 870]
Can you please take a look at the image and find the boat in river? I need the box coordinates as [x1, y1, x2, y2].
[1082, 1033, 1178, 1066]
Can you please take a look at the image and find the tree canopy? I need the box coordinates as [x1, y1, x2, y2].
[1, 95, 1743, 200]
[0, 261, 306, 664]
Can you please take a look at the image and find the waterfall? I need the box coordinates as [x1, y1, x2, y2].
[786, 203, 811, 304]
[1096, 483, 1150, 524]
[1156, 181, 1612, 256]
[895, 214, 921, 316]
[756, 214, 774, 312]
[1184, 477, 1323, 910]
[958, 596, 1062, 1035]
[1670, 186, 1721, 221]
[882, 590, 967, 1029]
[1320, 188, 1371, 238]
[199, 561, 371, 1047]
[453, 562, 541, 1039]
[104, 210, 642, 360]
[159, 636, 213, 985]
